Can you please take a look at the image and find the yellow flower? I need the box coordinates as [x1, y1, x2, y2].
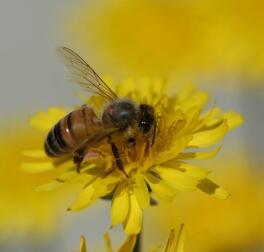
[77, 224, 185, 252]
[162, 225, 185, 252]
[78, 233, 136, 252]
[0, 123, 72, 237]
[61, 0, 264, 83]
[22, 80, 243, 234]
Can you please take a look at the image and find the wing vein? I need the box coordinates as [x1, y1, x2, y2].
[57, 47, 118, 101]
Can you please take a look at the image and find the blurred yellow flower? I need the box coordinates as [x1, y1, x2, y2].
[150, 158, 264, 252]
[77, 224, 185, 252]
[22, 80, 243, 234]
[78, 233, 136, 252]
[62, 0, 264, 83]
[79, 235, 87, 252]
[162, 225, 185, 252]
[0, 122, 72, 237]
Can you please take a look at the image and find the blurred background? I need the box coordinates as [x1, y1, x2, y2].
[0, 0, 263, 251]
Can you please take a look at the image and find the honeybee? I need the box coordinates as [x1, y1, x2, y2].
[45, 47, 156, 174]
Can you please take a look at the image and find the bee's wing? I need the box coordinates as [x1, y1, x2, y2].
[57, 47, 118, 101]
[74, 127, 120, 153]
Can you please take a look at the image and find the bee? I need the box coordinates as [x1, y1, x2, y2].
[45, 47, 156, 174]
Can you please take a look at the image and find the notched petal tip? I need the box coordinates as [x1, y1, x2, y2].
[221, 111, 244, 130]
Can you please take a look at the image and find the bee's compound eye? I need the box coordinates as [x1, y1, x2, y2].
[138, 103, 155, 134]
[140, 120, 151, 134]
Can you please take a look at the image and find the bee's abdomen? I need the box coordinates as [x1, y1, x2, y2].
[44, 106, 101, 157]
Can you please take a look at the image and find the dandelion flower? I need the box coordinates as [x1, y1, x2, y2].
[23, 80, 243, 234]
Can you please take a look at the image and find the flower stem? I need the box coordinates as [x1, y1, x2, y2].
[133, 231, 142, 252]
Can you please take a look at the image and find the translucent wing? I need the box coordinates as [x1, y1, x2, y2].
[57, 47, 118, 100]
[74, 127, 120, 153]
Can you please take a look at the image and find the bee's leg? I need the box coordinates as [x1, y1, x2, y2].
[73, 149, 85, 173]
[108, 137, 128, 178]
[72, 128, 121, 173]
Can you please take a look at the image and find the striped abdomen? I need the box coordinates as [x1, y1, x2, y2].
[44, 105, 102, 157]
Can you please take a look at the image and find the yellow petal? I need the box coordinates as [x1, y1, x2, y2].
[145, 172, 176, 201]
[70, 173, 119, 211]
[163, 230, 177, 252]
[197, 178, 230, 199]
[20, 161, 54, 173]
[174, 107, 199, 136]
[133, 173, 150, 209]
[54, 168, 95, 184]
[92, 175, 120, 199]
[194, 107, 222, 131]
[204, 117, 222, 128]
[155, 166, 200, 192]
[111, 182, 129, 226]
[188, 120, 229, 147]
[124, 193, 142, 234]
[175, 224, 185, 252]
[163, 162, 210, 180]
[156, 136, 192, 164]
[68, 178, 98, 211]
[191, 91, 209, 109]
[35, 180, 63, 192]
[221, 111, 244, 130]
[177, 146, 221, 160]
[163, 224, 185, 252]
[178, 163, 209, 179]
[117, 234, 137, 252]
[79, 235, 87, 252]
[104, 233, 113, 252]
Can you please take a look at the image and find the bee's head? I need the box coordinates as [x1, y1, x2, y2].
[138, 104, 155, 134]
